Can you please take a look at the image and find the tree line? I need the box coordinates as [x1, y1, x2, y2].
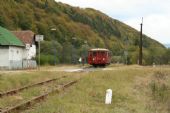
[0, 0, 169, 65]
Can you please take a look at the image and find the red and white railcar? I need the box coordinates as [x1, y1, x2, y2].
[88, 48, 111, 67]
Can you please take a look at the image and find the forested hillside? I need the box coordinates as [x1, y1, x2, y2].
[0, 0, 168, 65]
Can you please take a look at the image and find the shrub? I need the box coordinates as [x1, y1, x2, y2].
[36, 54, 59, 65]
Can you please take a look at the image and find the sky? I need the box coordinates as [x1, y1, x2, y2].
[55, 0, 170, 44]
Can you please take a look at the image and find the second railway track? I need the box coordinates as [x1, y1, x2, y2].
[0, 76, 67, 98]
[0, 80, 78, 113]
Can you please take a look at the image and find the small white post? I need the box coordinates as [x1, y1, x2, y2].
[105, 89, 112, 104]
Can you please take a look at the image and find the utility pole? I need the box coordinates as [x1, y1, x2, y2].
[45, 0, 48, 8]
[51, 28, 57, 65]
[124, 36, 128, 65]
[35, 35, 44, 70]
[38, 40, 40, 69]
[84, 40, 87, 64]
[71, 37, 76, 64]
[139, 18, 143, 65]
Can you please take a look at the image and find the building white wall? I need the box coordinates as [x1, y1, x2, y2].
[9, 46, 24, 61]
[0, 45, 37, 69]
[0, 47, 9, 67]
[27, 44, 36, 59]
[23, 44, 36, 60]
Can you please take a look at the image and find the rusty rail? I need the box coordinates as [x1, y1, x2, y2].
[0, 76, 66, 98]
[0, 80, 77, 113]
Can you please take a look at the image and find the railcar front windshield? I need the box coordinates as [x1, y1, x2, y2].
[99, 51, 106, 56]
[90, 51, 107, 56]
[93, 51, 97, 56]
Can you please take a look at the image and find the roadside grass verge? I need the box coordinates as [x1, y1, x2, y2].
[134, 69, 170, 113]
[148, 71, 170, 113]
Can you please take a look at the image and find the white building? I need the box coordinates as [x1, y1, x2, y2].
[0, 26, 25, 69]
[0, 26, 37, 70]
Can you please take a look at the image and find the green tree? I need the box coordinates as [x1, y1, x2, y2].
[0, 16, 6, 27]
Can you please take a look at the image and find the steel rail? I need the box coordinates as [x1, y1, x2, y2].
[0, 80, 77, 113]
[0, 76, 66, 98]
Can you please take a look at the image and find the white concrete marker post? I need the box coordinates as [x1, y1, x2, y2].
[105, 89, 112, 104]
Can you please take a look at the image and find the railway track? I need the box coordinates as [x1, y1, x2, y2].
[0, 76, 66, 98]
[0, 80, 78, 113]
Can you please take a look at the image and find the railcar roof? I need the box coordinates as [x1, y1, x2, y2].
[89, 48, 109, 51]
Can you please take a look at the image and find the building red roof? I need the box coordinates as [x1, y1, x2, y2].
[11, 30, 35, 45]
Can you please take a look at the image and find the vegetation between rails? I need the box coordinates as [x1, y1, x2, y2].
[0, 69, 82, 112]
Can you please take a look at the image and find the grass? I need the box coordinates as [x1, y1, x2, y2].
[0, 69, 81, 109]
[23, 65, 170, 113]
[0, 70, 74, 92]
[0, 65, 170, 113]
[148, 71, 170, 113]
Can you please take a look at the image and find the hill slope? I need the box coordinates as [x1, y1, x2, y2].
[0, 0, 166, 64]
[165, 44, 170, 48]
